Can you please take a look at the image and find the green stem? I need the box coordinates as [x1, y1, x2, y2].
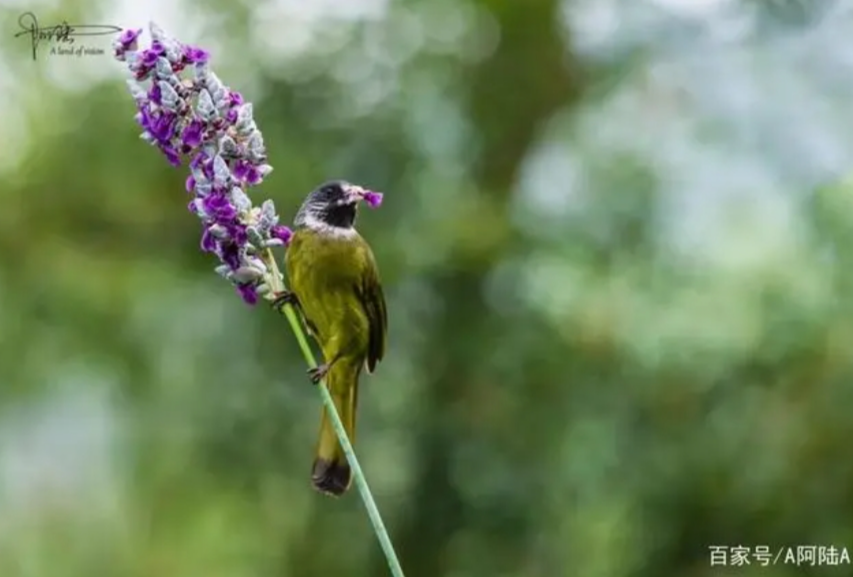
[261, 249, 405, 577]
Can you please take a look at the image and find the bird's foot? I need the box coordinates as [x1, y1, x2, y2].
[270, 290, 298, 313]
[307, 364, 330, 385]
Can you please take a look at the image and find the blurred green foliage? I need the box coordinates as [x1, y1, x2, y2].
[1, 0, 853, 576]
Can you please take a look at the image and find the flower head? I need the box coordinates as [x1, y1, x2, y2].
[115, 22, 291, 305]
[183, 45, 210, 65]
[112, 28, 142, 60]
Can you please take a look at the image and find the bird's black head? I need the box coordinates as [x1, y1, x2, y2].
[294, 180, 366, 230]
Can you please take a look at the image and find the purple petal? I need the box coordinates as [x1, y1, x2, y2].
[149, 84, 162, 105]
[118, 28, 142, 47]
[227, 223, 248, 245]
[232, 160, 260, 185]
[271, 225, 293, 246]
[219, 243, 241, 269]
[363, 191, 383, 208]
[229, 92, 244, 107]
[190, 152, 208, 170]
[141, 49, 159, 67]
[244, 165, 261, 186]
[180, 120, 204, 148]
[203, 193, 237, 222]
[135, 106, 151, 130]
[236, 283, 258, 305]
[232, 160, 249, 181]
[118, 29, 137, 44]
[200, 228, 217, 252]
[188, 199, 199, 213]
[202, 192, 226, 211]
[225, 108, 238, 125]
[149, 111, 177, 142]
[163, 147, 181, 167]
[185, 175, 195, 193]
[150, 40, 166, 56]
[183, 45, 210, 65]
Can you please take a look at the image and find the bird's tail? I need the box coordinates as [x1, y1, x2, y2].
[312, 363, 359, 496]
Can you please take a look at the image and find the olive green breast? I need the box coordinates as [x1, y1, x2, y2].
[284, 228, 373, 358]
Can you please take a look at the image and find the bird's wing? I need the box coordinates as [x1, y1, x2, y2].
[358, 243, 387, 374]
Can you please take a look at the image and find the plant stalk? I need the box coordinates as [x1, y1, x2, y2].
[260, 248, 405, 577]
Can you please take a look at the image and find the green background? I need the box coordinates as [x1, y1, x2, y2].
[1, 0, 852, 576]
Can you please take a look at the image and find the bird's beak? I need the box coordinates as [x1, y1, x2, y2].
[342, 182, 383, 208]
[343, 184, 367, 203]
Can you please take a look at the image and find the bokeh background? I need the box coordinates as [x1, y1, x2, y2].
[1, 0, 853, 575]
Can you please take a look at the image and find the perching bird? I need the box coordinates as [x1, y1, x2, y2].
[274, 180, 387, 496]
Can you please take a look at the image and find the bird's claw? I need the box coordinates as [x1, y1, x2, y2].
[307, 364, 329, 385]
[271, 290, 298, 313]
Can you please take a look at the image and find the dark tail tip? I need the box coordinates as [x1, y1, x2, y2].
[311, 458, 352, 497]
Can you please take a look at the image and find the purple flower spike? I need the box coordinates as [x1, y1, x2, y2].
[363, 191, 383, 208]
[116, 22, 290, 306]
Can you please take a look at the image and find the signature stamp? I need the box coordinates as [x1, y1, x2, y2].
[13, 12, 122, 60]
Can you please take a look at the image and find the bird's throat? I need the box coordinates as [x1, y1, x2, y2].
[301, 213, 358, 239]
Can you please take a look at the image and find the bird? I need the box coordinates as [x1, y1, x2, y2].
[273, 180, 387, 496]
